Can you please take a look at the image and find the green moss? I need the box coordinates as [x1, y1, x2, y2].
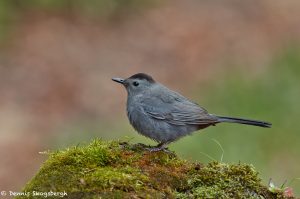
[18, 139, 293, 199]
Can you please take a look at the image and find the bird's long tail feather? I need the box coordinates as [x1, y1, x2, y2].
[216, 116, 271, 128]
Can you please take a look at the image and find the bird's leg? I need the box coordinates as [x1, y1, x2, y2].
[147, 142, 170, 153]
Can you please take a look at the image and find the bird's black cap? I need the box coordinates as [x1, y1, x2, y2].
[129, 73, 155, 83]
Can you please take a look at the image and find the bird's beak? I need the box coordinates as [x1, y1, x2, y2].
[112, 77, 125, 84]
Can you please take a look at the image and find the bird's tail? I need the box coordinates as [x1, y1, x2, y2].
[215, 115, 271, 128]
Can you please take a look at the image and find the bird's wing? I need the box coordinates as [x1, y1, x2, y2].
[141, 90, 218, 126]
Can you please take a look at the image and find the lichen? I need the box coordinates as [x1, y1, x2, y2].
[18, 139, 293, 199]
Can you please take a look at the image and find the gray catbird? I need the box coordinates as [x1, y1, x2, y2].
[112, 73, 271, 152]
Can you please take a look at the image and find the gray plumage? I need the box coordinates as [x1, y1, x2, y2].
[112, 73, 271, 151]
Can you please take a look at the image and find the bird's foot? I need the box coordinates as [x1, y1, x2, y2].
[146, 147, 165, 152]
[145, 143, 174, 154]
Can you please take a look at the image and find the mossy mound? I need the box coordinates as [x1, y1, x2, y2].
[19, 139, 292, 199]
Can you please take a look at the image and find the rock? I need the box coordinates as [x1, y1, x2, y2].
[18, 139, 292, 199]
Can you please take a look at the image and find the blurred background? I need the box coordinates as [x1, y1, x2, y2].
[0, 0, 299, 195]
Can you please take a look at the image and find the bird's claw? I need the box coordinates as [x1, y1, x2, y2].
[145, 147, 173, 154]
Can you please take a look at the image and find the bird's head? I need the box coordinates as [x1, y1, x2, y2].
[112, 73, 156, 96]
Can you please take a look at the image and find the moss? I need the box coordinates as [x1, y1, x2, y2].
[18, 139, 294, 199]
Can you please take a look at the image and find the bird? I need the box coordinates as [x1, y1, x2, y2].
[112, 73, 271, 152]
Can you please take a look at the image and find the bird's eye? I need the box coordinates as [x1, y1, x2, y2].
[133, 81, 139, 86]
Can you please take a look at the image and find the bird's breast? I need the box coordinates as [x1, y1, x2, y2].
[126, 103, 147, 133]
